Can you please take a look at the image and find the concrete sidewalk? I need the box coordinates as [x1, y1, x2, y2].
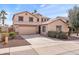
[10, 43, 79, 55]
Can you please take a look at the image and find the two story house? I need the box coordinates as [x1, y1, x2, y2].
[12, 11, 49, 35]
[12, 11, 69, 35]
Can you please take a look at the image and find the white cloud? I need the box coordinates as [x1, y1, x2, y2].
[40, 4, 48, 8]
[37, 5, 70, 18]
[38, 4, 59, 11]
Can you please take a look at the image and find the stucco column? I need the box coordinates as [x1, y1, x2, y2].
[4, 36, 8, 44]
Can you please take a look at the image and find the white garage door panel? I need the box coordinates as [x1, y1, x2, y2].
[18, 26, 37, 34]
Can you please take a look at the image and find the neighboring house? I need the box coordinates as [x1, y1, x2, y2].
[8, 25, 14, 32]
[12, 11, 69, 35]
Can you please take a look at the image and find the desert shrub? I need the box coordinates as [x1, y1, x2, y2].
[56, 32, 68, 39]
[48, 31, 68, 39]
[9, 32, 16, 39]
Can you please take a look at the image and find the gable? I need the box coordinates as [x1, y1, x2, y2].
[12, 11, 38, 21]
[42, 18, 68, 26]
[49, 19, 67, 26]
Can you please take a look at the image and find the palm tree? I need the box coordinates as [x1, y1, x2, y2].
[0, 13, 1, 23]
[0, 13, 1, 16]
[0, 10, 7, 25]
[33, 10, 37, 13]
[1, 10, 7, 25]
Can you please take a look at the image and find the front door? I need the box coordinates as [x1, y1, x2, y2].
[38, 26, 41, 34]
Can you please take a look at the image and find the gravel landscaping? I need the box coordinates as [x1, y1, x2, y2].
[0, 35, 31, 48]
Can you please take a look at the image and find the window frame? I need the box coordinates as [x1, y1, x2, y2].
[42, 26, 46, 32]
[37, 18, 39, 22]
[56, 25, 62, 32]
[41, 18, 43, 22]
[29, 17, 33, 22]
[44, 19, 47, 21]
[18, 16, 23, 22]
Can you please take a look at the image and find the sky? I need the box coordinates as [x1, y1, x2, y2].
[0, 4, 77, 25]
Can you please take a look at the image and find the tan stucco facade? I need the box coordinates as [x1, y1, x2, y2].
[13, 11, 69, 35]
[47, 20, 69, 32]
[13, 12, 40, 25]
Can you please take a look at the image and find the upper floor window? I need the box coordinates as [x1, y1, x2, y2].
[18, 16, 23, 21]
[25, 13, 27, 15]
[41, 18, 43, 22]
[42, 26, 46, 32]
[47, 19, 49, 21]
[37, 18, 39, 22]
[56, 25, 62, 32]
[44, 19, 47, 21]
[29, 17, 33, 22]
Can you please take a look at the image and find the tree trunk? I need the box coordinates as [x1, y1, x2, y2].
[76, 29, 79, 36]
[68, 31, 71, 36]
[77, 32, 78, 36]
[2, 19, 4, 25]
[68, 27, 71, 36]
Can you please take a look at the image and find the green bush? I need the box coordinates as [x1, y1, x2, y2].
[56, 32, 68, 39]
[48, 31, 57, 38]
[48, 31, 68, 39]
[9, 32, 16, 39]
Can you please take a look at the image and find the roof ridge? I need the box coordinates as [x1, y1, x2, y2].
[42, 17, 68, 25]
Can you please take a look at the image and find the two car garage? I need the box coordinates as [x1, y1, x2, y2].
[15, 25, 38, 35]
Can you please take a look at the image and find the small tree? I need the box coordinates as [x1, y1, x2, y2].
[0, 10, 7, 25]
[68, 6, 79, 36]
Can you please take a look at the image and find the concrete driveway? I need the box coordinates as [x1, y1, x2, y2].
[10, 34, 79, 55]
[1, 34, 79, 55]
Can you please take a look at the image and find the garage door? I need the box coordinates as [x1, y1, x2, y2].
[18, 26, 37, 35]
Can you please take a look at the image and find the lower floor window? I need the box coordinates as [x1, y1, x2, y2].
[42, 26, 46, 32]
[56, 25, 62, 32]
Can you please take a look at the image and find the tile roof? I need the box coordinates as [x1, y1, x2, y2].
[41, 17, 68, 25]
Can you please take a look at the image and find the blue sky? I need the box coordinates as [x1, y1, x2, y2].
[0, 4, 77, 25]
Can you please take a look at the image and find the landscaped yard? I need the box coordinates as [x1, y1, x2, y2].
[0, 34, 79, 55]
[0, 35, 31, 48]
